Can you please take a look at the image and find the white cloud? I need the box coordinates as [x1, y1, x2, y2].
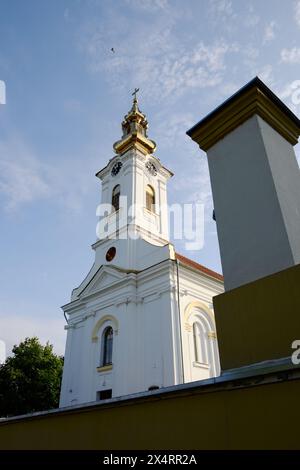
[0, 79, 6, 104]
[219, 81, 240, 97]
[125, 0, 169, 11]
[281, 47, 300, 64]
[208, 0, 236, 21]
[295, 1, 300, 27]
[238, 44, 273, 87]
[241, 45, 259, 70]
[0, 137, 94, 213]
[257, 64, 274, 85]
[243, 5, 260, 28]
[154, 112, 195, 148]
[172, 171, 212, 212]
[206, 0, 238, 33]
[279, 80, 300, 99]
[208, 1, 259, 33]
[81, 16, 239, 103]
[0, 138, 52, 211]
[243, 46, 259, 61]
[278, 80, 300, 113]
[263, 21, 277, 43]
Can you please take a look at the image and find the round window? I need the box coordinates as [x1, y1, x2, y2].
[106, 247, 116, 262]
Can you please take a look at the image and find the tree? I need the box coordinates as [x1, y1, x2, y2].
[0, 337, 63, 417]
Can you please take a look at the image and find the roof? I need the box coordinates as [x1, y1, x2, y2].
[186, 76, 300, 138]
[176, 253, 223, 282]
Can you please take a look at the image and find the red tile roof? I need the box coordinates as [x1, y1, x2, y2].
[176, 253, 223, 282]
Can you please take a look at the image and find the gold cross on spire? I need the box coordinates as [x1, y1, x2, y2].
[132, 87, 139, 101]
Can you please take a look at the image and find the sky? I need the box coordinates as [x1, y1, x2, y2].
[0, 0, 300, 356]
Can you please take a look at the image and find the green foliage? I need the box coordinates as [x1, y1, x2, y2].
[0, 337, 63, 417]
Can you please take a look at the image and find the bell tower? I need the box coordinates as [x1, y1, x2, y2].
[95, 91, 173, 250]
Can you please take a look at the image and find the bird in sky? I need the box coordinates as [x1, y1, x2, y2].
[111, 47, 115, 53]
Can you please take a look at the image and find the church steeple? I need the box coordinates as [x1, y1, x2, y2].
[96, 91, 173, 246]
[113, 89, 156, 155]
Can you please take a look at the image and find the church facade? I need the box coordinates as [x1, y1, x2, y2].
[59, 95, 223, 407]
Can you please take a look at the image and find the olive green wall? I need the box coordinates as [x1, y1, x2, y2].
[0, 373, 299, 450]
[214, 264, 300, 370]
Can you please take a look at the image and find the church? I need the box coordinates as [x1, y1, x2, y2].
[1, 77, 300, 451]
[59, 92, 223, 407]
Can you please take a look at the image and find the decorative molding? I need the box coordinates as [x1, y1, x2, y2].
[62, 298, 87, 315]
[143, 292, 162, 304]
[91, 315, 119, 342]
[97, 364, 113, 373]
[193, 361, 210, 369]
[83, 311, 96, 320]
[79, 266, 135, 300]
[178, 263, 224, 291]
[65, 313, 92, 329]
[91, 224, 170, 250]
[96, 147, 172, 181]
[115, 295, 143, 306]
[179, 277, 224, 298]
[143, 207, 159, 218]
[180, 289, 188, 297]
[114, 131, 156, 156]
[208, 331, 217, 339]
[184, 323, 192, 332]
[187, 78, 300, 150]
[183, 301, 215, 325]
[180, 289, 216, 306]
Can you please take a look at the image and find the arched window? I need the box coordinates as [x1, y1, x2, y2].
[112, 185, 120, 212]
[193, 322, 208, 365]
[101, 326, 113, 366]
[146, 185, 155, 212]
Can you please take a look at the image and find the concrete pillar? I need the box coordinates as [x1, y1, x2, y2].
[187, 77, 300, 290]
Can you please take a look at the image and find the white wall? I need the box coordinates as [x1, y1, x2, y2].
[60, 258, 223, 407]
[178, 264, 223, 383]
[60, 260, 181, 407]
[207, 115, 300, 290]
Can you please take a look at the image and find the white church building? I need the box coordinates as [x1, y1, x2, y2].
[59, 94, 224, 407]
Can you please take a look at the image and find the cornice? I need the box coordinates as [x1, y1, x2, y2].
[178, 287, 217, 305]
[96, 152, 134, 180]
[96, 147, 173, 181]
[92, 224, 169, 250]
[178, 266, 224, 294]
[62, 276, 176, 320]
[187, 76, 300, 151]
[113, 132, 156, 155]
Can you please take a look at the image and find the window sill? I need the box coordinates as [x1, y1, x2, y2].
[193, 361, 209, 369]
[97, 364, 113, 373]
[143, 207, 158, 217]
[108, 208, 121, 219]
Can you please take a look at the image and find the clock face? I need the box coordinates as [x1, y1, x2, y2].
[111, 161, 122, 176]
[146, 161, 157, 176]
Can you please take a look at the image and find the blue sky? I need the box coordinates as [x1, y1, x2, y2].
[1, 0, 300, 355]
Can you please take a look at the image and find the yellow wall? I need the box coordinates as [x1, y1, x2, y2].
[0, 374, 300, 450]
[214, 264, 300, 370]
